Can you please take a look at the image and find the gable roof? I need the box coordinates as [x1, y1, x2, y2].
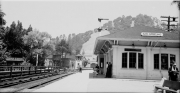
[98, 26, 179, 41]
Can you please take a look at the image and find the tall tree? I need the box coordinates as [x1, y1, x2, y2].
[0, 4, 6, 65]
[55, 38, 70, 58]
[23, 30, 52, 66]
[0, 4, 6, 27]
[3, 21, 25, 57]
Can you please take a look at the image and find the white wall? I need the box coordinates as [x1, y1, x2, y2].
[112, 45, 179, 80]
[148, 47, 179, 80]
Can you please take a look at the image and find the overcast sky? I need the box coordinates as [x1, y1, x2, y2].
[1, 0, 178, 38]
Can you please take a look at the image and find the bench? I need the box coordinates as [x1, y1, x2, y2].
[155, 80, 180, 93]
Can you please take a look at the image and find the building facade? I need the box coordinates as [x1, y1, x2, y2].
[94, 26, 180, 80]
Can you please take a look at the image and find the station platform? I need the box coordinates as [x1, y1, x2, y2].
[29, 70, 159, 92]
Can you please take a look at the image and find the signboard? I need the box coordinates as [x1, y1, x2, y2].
[6, 57, 24, 61]
[141, 32, 163, 37]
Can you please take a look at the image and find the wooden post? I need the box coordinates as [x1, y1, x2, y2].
[48, 66, 49, 73]
[40, 66, 42, 74]
[29, 66, 31, 75]
[51, 66, 53, 72]
[21, 66, 23, 76]
[10, 66, 13, 78]
[35, 66, 37, 74]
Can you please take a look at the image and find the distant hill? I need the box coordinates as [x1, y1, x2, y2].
[80, 30, 110, 55]
[69, 30, 94, 54]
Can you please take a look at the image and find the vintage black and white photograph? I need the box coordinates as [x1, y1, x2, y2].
[0, 0, 179, 92]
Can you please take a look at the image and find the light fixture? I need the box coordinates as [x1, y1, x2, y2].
[164, 44, 166, 48]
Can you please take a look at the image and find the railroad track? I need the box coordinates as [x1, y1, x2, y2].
[0, 70, 76, 92]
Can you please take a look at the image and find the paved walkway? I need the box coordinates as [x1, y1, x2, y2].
[31, 70, 159, 92]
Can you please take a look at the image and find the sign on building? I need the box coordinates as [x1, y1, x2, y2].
[141, 32, 163, 37]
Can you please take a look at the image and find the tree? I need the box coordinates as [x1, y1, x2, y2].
[0, 4, 6, 27]
[3, 21, 25, 57]
[23, 30, 52, 66]
[113, 15, 133, 31]
[55, 38, 70, 58]
[134, 14, 154, 27]
[172, 0, 180, 10]
[102, 21, 114, 33]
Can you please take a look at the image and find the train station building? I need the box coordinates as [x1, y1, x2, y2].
[94, 26, 180, 80]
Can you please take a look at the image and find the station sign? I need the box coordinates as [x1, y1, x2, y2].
[141, 32, 163, 37]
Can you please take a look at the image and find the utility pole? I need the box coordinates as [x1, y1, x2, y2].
[161, 16, 178, 31]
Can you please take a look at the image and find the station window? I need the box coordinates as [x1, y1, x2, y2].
[138, 53, 144, 69]
[122, 53, 127, 68]
[129, 53, 136, 68]
[161, 54, 168, 70]
[154, 53, 175, 70]
[122, 52, 144, 69]
[154, 54, 159, 69]
[170, 54, 176, 63]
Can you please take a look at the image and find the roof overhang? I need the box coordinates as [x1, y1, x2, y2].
[94, 37, 180, 55]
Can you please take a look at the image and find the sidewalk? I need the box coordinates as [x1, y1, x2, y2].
[31, 70, 159, 92]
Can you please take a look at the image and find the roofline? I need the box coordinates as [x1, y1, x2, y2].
[97, 37, 180, 43]
[93, 37, 180, 54]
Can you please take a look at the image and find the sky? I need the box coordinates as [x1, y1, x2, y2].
[1, 0, 179, 38]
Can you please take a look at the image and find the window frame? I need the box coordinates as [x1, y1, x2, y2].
[154, 54, 159, 69]
[122, 52, 128, 68]
[129, 52, 137, 69]
[121, 52, 144, 69]
[138, 53, 144, 69]
[161, 53, 168, 70]
[153, 53, 176, 70]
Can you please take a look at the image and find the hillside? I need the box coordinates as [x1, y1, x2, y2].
[80, 30, 110, 55]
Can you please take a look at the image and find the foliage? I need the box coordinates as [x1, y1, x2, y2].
[23, 29, 52, 65]
[99, 14, 170, 34]
[172, 0, 180, 10]
[55, 37, 70, 58]
[69, 30, 93, 55]
[0, 5, 7, 65]
[0, 4, 6, 26]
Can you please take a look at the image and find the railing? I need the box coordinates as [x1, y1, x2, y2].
[0, 66, 64, 79]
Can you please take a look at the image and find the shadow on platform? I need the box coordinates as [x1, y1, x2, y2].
[89, 73, 107, 79]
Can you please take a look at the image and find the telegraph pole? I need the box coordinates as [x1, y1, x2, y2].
[161, 16, 178, 31]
